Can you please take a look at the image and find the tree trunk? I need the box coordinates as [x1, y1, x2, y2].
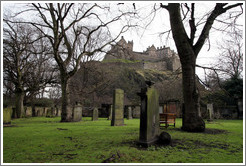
[181, 61, 205, 132]
[60, 76, 73, 122]
[15, 91, 24, 118]
[168, 3, 205, 132]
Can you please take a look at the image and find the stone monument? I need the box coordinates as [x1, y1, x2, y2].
[207, 103, 214, 121]
[127, 106, 133, 120]
[108, 105, 113, 120]
[137, 82, 160, 147]
[3, 107, 12, 126]
[92, 107, 99, 121]
[73, 102, 82, 122]
[111, 89, 124, 126]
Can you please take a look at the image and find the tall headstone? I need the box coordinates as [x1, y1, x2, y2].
[111, 89, 124, 126]
[108, 105, 113, 120]
[127, 106, 133, 120]
[73, 102, 83, 122]
[207, 103, 214, 121]
[137, 85, 160, 147]
[3, 107, 12, 126]
[92, 107, 99, 121]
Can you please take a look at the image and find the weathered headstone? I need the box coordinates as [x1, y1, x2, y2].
[108, 105, 113, 120]
[207, 103, 214, 121]
[25, 107, 32, 117]
[92, 107, 99, 121]
[111, 89, 124, 126]
[127, 106, 133, 120]
[3, 107, 12, 126]
[73, 103, 82, 122]
[133, 106, 140, 118]
[137, 85, 160, 147]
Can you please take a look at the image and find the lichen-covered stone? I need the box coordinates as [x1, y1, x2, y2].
[111, 89, 124, 126]
[138, 87, 160, 147]
[3, 107, 12, 125]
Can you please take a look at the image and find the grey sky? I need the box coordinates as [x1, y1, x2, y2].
[2, 1, 244, 79]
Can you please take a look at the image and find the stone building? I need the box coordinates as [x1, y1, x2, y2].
[104, 36, 181, 71]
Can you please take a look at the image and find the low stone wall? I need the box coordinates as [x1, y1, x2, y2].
[143, 61, 167, 71]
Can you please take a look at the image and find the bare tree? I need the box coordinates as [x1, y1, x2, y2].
[10, 3, 136, 122]
[3, 19, 55, 118]
[160, 3, 243, 132]
[217, 31, 243, 79]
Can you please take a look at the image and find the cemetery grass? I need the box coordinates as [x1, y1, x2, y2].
[3, 117, 243, 163]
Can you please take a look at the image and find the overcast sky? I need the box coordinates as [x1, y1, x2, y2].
[2, 1, 244, 80]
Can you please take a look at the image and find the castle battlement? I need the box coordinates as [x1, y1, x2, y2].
[104, 36, 181, 71]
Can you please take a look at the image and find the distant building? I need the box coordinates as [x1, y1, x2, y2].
[104, 36, 181, 71]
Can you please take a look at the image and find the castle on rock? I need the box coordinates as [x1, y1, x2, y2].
[104, 36, 181, 71]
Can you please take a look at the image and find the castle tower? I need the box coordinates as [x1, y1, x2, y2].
[127, 40, 133, 51]
[147, 45, 157, 57]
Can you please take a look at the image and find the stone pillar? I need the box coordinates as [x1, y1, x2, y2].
[111, 89, 124, 126]
[108, 105, 113, 120]
[137, 86, 160, 147]
[73, 103, 83, 122]
[3, 107, 12, 126]
[207, 103, 214, 121]
[92, 107, 99, 121]
[127, 106, 133, 120]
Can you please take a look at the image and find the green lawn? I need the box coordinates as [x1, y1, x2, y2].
[2, 117, 244, 163]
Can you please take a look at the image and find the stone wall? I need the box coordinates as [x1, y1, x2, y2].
[143, 61, 167, 71]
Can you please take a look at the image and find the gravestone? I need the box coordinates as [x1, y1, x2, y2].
[3, 107, 12, 126]
[133, 106, 140, 118]
[238, 99, 243, 119]
[92, 107, 99, 121]
[127, 106, 133, 120]
[108, 105, 113, 120]
[73, 103, 82, 122]
[111, 89, 124, 126]
[207, 103, 214, 121]
[137, 85, 160, 147]
[25, 107, 32, 117]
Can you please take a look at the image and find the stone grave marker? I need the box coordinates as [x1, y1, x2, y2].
[127, 106, 133, 120]
[92, 107, 99, 121]
[73, 102, 82, 122]
[137, 85, 160, 147]
[111, 89, 124, 126]
[3, 107, 12, 126]
[25, 107, 32, 117]
[207, 103, 214, 121]
[108, 105, 113, 120]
